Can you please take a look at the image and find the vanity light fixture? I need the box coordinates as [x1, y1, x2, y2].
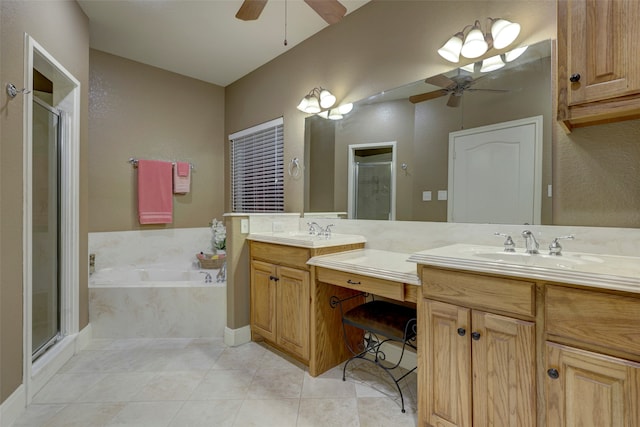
[297, 87, 336, 114]
[503, 45, 528, 62]
[480, 54, 505, 72]
[298, 87, 353, 120]
[438, 17, 521, 63]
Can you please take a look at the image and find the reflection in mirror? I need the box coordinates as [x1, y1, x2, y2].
[304, 40, 552, 224]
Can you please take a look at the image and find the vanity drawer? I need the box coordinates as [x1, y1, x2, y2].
[546, 285, 640, 356]
[316, 267, 405, 301]
[250, 241, 310, 270]
[421, 267, 536, 317]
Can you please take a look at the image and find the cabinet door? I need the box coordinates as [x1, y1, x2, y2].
[250, 260, 277, 342]
[423, 300, 472, 427]
[471, 311, 536, 427]
[276, 266, 310, 360]
[546, 342, 640, 427]
[562, 0, 640, 105]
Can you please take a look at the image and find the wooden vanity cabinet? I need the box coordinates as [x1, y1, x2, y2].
[418, 267, 536, 427]
[251, 259, 310, 360]
[544, 285, 640, 427]
[557, 0, 640, 129]
[249, 240, 364, 364]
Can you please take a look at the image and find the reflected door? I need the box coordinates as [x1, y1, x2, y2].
[448, 116, 542, 224]
[32, 98, 61, 360]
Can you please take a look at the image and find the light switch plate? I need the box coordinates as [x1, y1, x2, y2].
[240, 219, 249, 234]
[437, 190, 448, 201]
[422, 191, 432, 201]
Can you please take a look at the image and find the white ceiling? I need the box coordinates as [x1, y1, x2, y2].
[77, 0, 370, 87]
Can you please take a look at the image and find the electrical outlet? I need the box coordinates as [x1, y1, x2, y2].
[240, 219, 249, 234]
[272, 221, 284, 232]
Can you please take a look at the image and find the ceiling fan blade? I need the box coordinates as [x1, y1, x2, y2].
[425, 74, 457, 89]
[409, 90, 448, 104]
[235, 0, 268, 21]
[447, 93, 462, 107]
[304, 0, 347, 25]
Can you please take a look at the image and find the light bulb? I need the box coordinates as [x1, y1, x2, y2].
[504, 45, 528, 62]
[337, 103, 353, 114]
[461, 26, 488, 58]
[491, 19, 520, 49]
[438, 34, 464, 63]
[319, 89, 336, 109]
[480, 55, 505, 72]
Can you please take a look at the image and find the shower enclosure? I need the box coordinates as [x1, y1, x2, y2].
[31, 96, 61, 360]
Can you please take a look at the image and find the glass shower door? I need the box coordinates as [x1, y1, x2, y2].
[32, 98, 61, 360]
[354, 161, 392, 220]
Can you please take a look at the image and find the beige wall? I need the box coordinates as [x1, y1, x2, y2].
[88, 49, 226, 231]
[0, 0, 89, 403]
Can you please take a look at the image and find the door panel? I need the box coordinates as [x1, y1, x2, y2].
[276, 266, 310, 360]
[472, 311, 536, 427]
[546, 342, 640, 427]
[424, 300, 472, 427]
[250, 260, 277, 342]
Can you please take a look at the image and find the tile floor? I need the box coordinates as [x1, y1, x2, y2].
[12, 338, 418, 426]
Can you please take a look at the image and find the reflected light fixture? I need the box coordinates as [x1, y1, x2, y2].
[503, 45, 528, 62]
[438, 17, 521, 63]
[297, 88, 353, 120]
[480, 54, 505, 72]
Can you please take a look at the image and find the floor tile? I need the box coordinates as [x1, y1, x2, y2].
[104, 401, 183, 426]
[32, 373, 107, 404]
[76, 372, 155, 403]
[169, 400, 242, 427]
[301, 371, 356, 398]
[189, 369, 255, 400]
[43, 402, 125, 427]
[133, 370, 206, 401]
[297, 398, 360, 427]
[10, 404, 66, 427]
[247, 367, 305, 399]
[233, 399, 299, 427]
[357, 397, 418, 427]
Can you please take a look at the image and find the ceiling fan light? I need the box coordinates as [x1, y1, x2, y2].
[491, 19, 520, 49]
[337, 103, 353, 114]
[461, 27, 488, 58]
[319, 89, 336, 109]
[438, 34, 463, 63]
[504, 45, 528, 62]
[480, 55, 505, 72]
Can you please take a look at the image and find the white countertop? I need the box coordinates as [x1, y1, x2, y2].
[409, 244, 640, 293]
[307, 249, 421, 286]
[247, 231, 366, 248]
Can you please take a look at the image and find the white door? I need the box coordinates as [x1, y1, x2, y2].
[448, 116, 542, 224]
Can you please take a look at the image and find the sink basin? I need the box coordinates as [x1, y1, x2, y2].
[247, 231, 367, 248]
[473, 251, 597, 270]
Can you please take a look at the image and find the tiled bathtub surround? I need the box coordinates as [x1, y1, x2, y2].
[89, 228, 226, 338]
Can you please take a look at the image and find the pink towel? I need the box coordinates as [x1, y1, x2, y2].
[173, 162, 191, 194]
[137, 160, 173, 224]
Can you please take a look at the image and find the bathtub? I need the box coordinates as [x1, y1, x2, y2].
[89, 264, 226, 338]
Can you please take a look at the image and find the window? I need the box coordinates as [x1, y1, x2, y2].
[229, 117, 284, 213]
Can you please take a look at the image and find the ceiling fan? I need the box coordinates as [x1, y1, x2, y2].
[235, 0, 347, 25]
[409, 73, 508, 107]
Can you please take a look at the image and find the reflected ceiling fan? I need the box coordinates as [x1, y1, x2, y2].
[409, 73, 508, 107]
[235, 0, 347, 25]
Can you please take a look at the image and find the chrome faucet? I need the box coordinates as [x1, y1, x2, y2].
[200, 271, 212, 283]
[216, 262, 226, 283]
[320, 224, 334, 239]
[549, 235, 574, 256]
[494, 232, 515, 252]
[521, 230, 539, 254]
[307, 222, 322, 235]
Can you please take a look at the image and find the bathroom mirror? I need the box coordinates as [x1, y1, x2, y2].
[304, 39, 553, 224]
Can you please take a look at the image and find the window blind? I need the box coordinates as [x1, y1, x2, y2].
[230, 117, 284, 213]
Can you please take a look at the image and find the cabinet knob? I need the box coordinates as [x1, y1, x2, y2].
[269, 275, 279, 282]
[547, 368, 560, 379]
[569, 73, 581, 83]
[471, 331, 481, 341]
[457, 328, 466, 336]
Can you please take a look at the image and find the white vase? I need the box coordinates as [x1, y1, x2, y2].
[216, 249, 226, 256]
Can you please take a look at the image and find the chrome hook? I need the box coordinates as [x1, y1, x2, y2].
[6, 83, 31, 99]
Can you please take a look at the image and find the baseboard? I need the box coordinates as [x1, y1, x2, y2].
[224, 325, 251, 347]
[0, 384, 26, 427]
[30, 323, 92, 401]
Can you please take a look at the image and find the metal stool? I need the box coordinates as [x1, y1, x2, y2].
[330, 294, 417, 413]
